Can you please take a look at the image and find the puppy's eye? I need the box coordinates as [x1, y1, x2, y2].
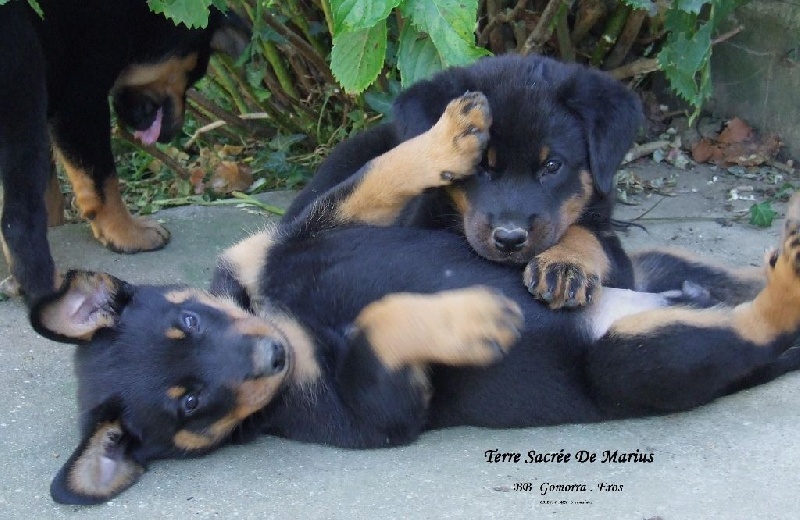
[182, 394, 199, 415]
[543, 159, 562, 174]
[181, 311, 200, 330]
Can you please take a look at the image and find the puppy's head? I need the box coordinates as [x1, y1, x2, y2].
[31, 271, 290, 505]
[112, 10, 250, 144]
[393, 54, 642, 264]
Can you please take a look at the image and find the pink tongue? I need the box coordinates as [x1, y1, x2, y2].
[133, 107, 163, 145]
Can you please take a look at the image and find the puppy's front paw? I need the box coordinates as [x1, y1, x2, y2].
[524, 255, 601, 309]
[432, 91, 492, 183]
[357, 286, 523, 369]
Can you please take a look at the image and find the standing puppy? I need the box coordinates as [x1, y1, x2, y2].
[0, 0, 248, 303]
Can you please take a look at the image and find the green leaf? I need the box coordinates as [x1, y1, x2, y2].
[330, 21, 388, 94]
[664, 8, 697, 35]
[397, 24, 446, 88]
[657, 23, 712, 105]
[330, 0, 401, 34]
[749, 202, 778, 228]
[363, 80, 401, 116]
[147, 0, 212, 29]
[400, 0, 488, 67]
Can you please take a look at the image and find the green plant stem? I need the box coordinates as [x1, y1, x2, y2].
[554, 2, 574, 62]
[571, 0, 604, 45]
[590, 3, 631, 67]
[209, 58, 250, 113]
[115, 127, 188, 177]
[262, 13, 334, 85]
[315, 0, 334, 37]
[286, 0, 328, 57]
[604, 8, 648, 70]
[521, 0, 569, 56]
[187, 91, 251, 133]
[264, 40, 301, 100]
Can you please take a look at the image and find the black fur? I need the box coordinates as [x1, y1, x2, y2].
[31, 56, 800, 505]
[0, 0, 247, 303]
[285, 55, 642, 298]
[33, 197, 800, 503]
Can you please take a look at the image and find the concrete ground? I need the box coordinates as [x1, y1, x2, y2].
[1, 162, 799, 519]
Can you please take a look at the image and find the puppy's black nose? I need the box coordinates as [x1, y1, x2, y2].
[492, 227, 528, 252]
[251, 339, 286, 377]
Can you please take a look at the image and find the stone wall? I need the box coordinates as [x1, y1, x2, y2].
[710, 1, 800, 159]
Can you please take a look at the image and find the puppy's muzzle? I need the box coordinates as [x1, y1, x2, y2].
[491, 226, 529, 253]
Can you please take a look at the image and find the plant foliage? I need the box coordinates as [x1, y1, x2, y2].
[622, 0, 749, 123]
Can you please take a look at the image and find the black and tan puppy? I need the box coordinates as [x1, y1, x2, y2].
[0, 0, 247, 302]
[33, 94, 800, 505]
[285, 54, 642, 309]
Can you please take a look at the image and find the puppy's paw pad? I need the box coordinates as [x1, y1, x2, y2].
[432, 92, 492, 182]
[446, 91, 491, 148]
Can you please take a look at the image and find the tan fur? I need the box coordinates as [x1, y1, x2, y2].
[560, 170, 594, 228]
[113, 54, 198, 124]
[524, 223, 608, 309]
[539, 145, 550, 163]
[67, 422, 144, 497]
[173, 375, 286, 451]
[219, 228, 277, 307]
[355, 287, 522, 371]
[336, 93, 491, 226]
[446, 185, 471, 216]
[165, 289, 194, 304]
[54, 148, 169, 252]
[269, 311, 322, 385]
[167, 386, 186, 399]
[37, 272, 119, 341]
[165, 328, 186, 340]
[487, 146, 497, 169]
[524, 171, 600, 309]
[612, 228, 800, 346]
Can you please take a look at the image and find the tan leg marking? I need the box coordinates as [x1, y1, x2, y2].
[613, 195, 800, 345]
[355, 287, 523, 371]
[524, 225, 609, 309]
[218, 228, 278, 308]
[336, 92, 492, 225]
[55, 149, 170, 253]
[524, 171, 600, 308]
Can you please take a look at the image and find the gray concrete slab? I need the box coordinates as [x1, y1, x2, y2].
[1, 165, 798, 519]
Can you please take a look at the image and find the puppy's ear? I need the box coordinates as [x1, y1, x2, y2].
[51, 400, 144, 505]
[210, 10, 251, 58]
[30, 270, 131, 344]
[558, 69, 643, 195]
